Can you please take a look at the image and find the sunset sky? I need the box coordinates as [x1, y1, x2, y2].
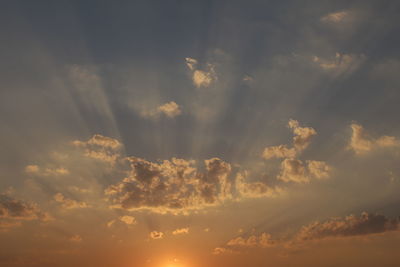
[1, 1, 400, 266]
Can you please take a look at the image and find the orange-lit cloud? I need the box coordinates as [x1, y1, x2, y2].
[72, 134, 123, 164]
[0, 194, 52, 230]
[294, 212, 400, 242]
[263, 120, 331, 183]
[349, 123, 400, 154]
[263, 119, 316, 159]
[185, 57, 217, 88]
[53, 193, 89, 209]
[214, 232, 275, 254]
[149, 231, 164, 239]
[172, 227, 189, 235]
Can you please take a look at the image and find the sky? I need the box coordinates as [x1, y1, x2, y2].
[1, 0, 400, 266]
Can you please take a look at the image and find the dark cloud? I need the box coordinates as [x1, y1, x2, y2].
[295, 212, 399, 242]
[0, 194, 51, 230]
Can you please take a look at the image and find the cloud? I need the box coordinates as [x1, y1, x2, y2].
[185, 57, 217, 88]
[69, 234, 83, 242]
[214, 232, 275, 254]
[157, 101, 182, 118]
[278, 159, 331, 183]
[1, 194, 42, 220]
[149, 231, 164, 239]
[312, 53, 365, 77]
[321, 11, 348, 23]
[262, 120, 316, 160]
[213, 247, 235, 255]
[105, 157, 233, 214]
[262, 120, 331, 183]
[306, 160, 331, 179]
[185, 57, 197, 71]
[278, 159, 308, 183]
[294, 212, 399, 242]
[53, 193, 89, 209]
[172, 227, 189, 235]
[288, 119, 317, 152]
[104, 154, 278, 214]
[119, 215, 136, 225]
[72, 134, 123, 164]
[262, 145, 297, 160]
[25, 165, 39, 173]
[138, 101, 182, 119]
[24, 165, 69, 176]
[0, 194, 51, 229]
[236, 172, 282, 198]
[349, 123, 400, 154]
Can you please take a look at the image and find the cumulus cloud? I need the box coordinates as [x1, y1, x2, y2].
[172, 227, 189, 235]
[138, 101, 182, 119]
[262, 120, 331, 183]
[306, 160, 331, 179]
[72, 134, 123, 164]
[278, 159, 308, 183]
[104, 155, 279, 214]
[149, 231, 164, 239]
[312, 53, 365, 77]
[157, 101, 182, 118]
[236, 172, 282, 198]
[105, 157, 233, 214]
[294, 212, 399, 242]
[0, 194, 51, 229]
[185, 57, 217, 88]
[278, 159, 331, 183]
[288, 119, 317, 152]
[53, 193, 89, 209]
[349, 123, 400, 154]
[263, 120, 316, 160]
[214, 232, 275, 254]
